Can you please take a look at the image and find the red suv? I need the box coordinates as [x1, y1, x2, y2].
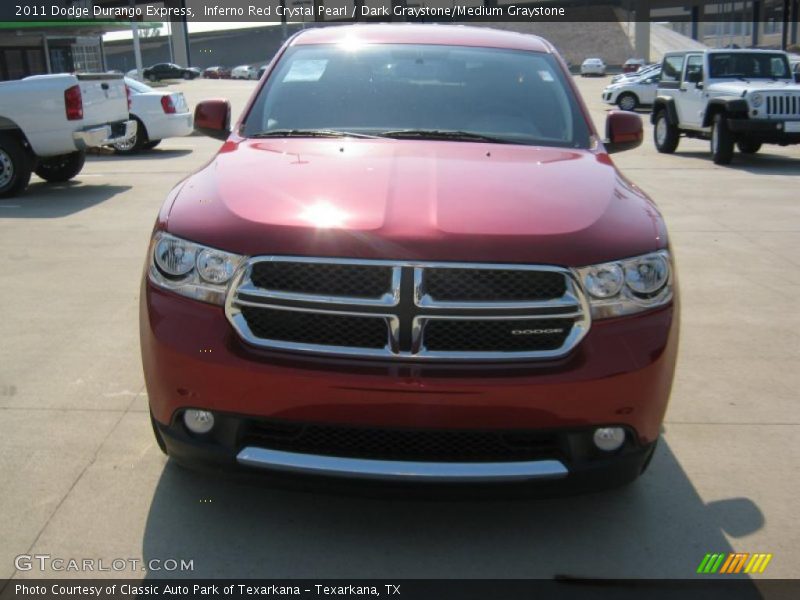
[141, 25, 678, 492]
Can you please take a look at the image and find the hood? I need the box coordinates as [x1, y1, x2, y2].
[708, 79, 799, 95]
[163, 138, 666, 267]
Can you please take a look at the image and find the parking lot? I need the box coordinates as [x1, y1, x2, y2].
[1, 75, 799, 580]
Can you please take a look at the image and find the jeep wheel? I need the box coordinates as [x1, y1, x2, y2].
[654, 111, 679, 154]
[34, 151, 86, 183]
[711, 114, 734, 165]
[737, 140, 762, 154]
[0, 133, 32, 198]
[617, 93, 638, 111]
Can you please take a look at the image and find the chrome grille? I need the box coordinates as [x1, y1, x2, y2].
[423, 267, 566, 302]
[423, 318, 572, 353]
[226, 257, 590, 361]
[250, 260, 393, 299]
[240, 306, 390, 349]
[765, 93, 800, 117]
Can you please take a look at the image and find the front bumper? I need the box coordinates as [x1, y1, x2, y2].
[727, 118, 800, 143]
[72, 119, 137, 150]
[155, 413, 657, 493]
[141, 280, 678, 487]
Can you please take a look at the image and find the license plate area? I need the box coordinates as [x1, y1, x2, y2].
[785, 121, 800, 133]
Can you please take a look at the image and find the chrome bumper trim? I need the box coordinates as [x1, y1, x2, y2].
[72, 120, 137, 149]
[236, 447, 569, 482]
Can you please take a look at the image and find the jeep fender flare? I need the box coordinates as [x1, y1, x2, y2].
[651, 97, 678, 126]
[702, 98, 748, 128]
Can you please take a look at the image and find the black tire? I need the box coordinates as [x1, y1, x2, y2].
[113, 117, 147, 154]
[653, 110, 680, 154]
[147, 74, 158, 83]
[183, 71, 192, 80]
[143, 140, 161, 150]
[640, 439, 659, 475]
[34, 151, 86, 183]
[737, 140, 762, 154]
[617, 92, 639, 111]
[711, 113, 734, 165]
[0, 132, 32, 198]
[150, 411, 168, 455]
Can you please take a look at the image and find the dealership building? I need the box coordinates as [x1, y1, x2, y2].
[1, 0, 798, 82]
[0, 20, 135, 81]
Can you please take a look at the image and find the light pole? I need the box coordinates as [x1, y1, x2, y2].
[292, 0, 313, 29]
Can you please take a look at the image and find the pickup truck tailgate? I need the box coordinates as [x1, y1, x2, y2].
[77, 73, 129, 127]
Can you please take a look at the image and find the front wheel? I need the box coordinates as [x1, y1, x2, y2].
[711, 114, 734, 165]
[34, 151, 86, 183]
[654, 111, 680, 154]
[617, 93, 638, 111]
[0, 133, 32, 198]
[737, 140, 762, 154]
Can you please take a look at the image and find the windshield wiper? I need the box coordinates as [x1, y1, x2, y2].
[249, 129, 380, 139]
[380, 129, 513, 144]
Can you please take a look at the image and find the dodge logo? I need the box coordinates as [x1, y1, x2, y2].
[511, 328, 564, 335]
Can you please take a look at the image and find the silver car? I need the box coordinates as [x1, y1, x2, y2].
[580, 58, 606, 77]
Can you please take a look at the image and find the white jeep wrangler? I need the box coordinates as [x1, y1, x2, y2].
[652, 49, 800, 164]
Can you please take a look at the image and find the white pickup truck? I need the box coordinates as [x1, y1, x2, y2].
[0, 73, 136, 197]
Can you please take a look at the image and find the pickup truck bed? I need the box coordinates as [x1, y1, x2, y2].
[0, 72, 136, 197]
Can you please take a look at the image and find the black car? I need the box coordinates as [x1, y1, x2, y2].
[142, 63, 199, 82]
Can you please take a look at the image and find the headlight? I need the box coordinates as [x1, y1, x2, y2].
[148, 232, 245, 305]
[750, 93, 763, 108]
[576, 251, 673, 319]
[154, 235, 196, 276]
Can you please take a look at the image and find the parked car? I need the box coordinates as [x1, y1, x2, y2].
[257, 65, 268, 79]
[611, 63, 659, 84]
[203, 66, 231, 79]
[231, 65, 258, 80]
[112, 78, 192, 154]
[142, 63, 199, 82]
[792, 58, 800, 81]
[580, 57, 606, 76]
[602, 69, 661, 111]
[622, 58, 647, 73]
[0, 73, 135, 197]
[653, 49, 800, 164]
[143, 24, 677, 492]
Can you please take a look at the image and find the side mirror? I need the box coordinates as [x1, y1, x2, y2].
[605, 110, 643, 154]
[195, 99, 231, 140]
[687, 70, 703, 85]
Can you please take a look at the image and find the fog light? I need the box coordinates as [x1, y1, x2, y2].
[183, 409, 215, 434]
[593, 427, 625, 452]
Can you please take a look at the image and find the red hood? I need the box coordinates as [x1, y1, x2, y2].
[163, 138, 666, 266]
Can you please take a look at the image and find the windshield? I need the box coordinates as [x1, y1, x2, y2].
[242, 44, 591, 148]
[708, 53, 792, 79]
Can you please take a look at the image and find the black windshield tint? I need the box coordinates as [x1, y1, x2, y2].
[243, 44, 591, 148]
[708, 53, 791, 79]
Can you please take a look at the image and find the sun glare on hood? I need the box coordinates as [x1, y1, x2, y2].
[299, 202, 348, 228]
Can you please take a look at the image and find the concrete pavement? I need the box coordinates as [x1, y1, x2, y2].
[0, 75, 798, 581]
